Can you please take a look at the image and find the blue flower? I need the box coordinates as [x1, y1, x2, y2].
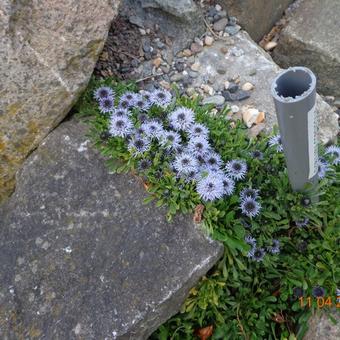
[160, 131, 181, 150]
[196, 173, 224, 201]
[138, 159, 152, 171]
[222, 175, 235, 196]
[240, 188, 260, 201]
[268, 239, 280, 254]
[312, 286, 325, 298]
[252, 247, 266, 262]
[181, 170, 199, 183]
[120, 92, 138, 108]
[188, 136, 210, 156]
[128, 136, 151, 156]
[247, 246, 256, 259]
[99, 97, 115, 113]
[245, 235, 257, 246]
[188, 123, 209, 139]
[109, 115, 133, 138]
[295, 218, 309, 228]
[268, 134, 283, 152]
[251, 150, 264, 160]
[205, 151, 223, 170]
[151, 89, 172, 108]
[240, 197, 261, 218]
[318, 159, 330, 179]
[225, 159, 247, 180]
[142, 120, 164, 139]
[94, 86, 114, 101]
[325, 145, 340, 165]
[112, 107, 131, 118]
[140, 90, 153, 103]
[173, 153, 198, 174]
[169, 107, 195, 131]
[133, 94, 151, 111]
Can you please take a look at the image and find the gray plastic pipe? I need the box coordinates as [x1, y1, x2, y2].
[271, 67, 318, 192]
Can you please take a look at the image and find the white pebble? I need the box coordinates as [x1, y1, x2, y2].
[264, 41, 278, 51]
[215, 4, 222, 11]
[242, 82, 254, 91]
[231, 105, 239, 113]
[204, 36, 214, 46]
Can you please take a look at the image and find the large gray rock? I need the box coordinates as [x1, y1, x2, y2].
[189, 31, 339, 143]
[0, 0, 120, 203]
[222, 0, 293, 41]
[273, 0, 340, 97]
[0, 119, 223, 339]
[303, 311, 340, 340]
[121, 0, 205, 53]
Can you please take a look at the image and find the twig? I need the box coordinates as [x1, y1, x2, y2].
[203, 17, 232, 43]
[236, 306, 249, 340]
[136, 73, 164, 83]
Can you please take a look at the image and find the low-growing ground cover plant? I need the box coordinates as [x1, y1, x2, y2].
[75, 78, 339, 340]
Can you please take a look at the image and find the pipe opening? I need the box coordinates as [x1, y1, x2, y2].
[274, 69, 312, 99]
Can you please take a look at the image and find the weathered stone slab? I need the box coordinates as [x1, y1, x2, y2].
[0, 119, 223, 339]
[191, 31, 339, 143]
[273, 0, 340, 97]
[0, 0, 120, 203]
[222, 0, 293, 41]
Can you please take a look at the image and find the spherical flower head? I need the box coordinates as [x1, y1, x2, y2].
[317, 159, 330, 179]
[251, 150, 264, 160]
[112, 107, 131, 119]
[151, 89, 172, 108]
[120, 92, 138, 108]
[142, 120, 164, 139]
[133, 94, 151, 111]
[173, 153, 198, 174]
[293, 287, 304, 298]
[312, 286, 325, 298]
[225, 159, 247, 181]
[268, 134, 283, 152]
[138, 159, 152, 171]
[160, 130, 182, 150]
[268, 239, 280, 254]
[188, 136, 210, 156]
[109, 115, 133, 138]
[245, 235, 256, 246]
[240, 197, 261, 218]
[181, 169, 199, 183]
[222, 175, 235, 196]
[295, 218, 309, 228]
[128, 136, 151, 156]
[247, 246, 256, 259]
[99, 97, 115, 114]
[140, 90, 152, 104]
[169, 107, 195, 131]
[325, 145, 340, 165]
[188, 123, 209, 139]
[205, 151, 223, 170]
[240, 188, 260, 201]
[252, 247, 266, 262]
[196, 173, 224, 202]
[94, 86, 114, 101]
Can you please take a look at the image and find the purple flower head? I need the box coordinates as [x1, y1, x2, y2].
[196, 173, 224, 202]
[312, 286, 325, 298]
[325, 145, 340, 165]
[268, 239, 280, 254]
[138, 159, 152, 171]
[240, 197, 261, 218]
[188, 136, 210, 156]
[109, 115, 133, 138]
[173, 153, 198, 174]
[169, 107, 195, 131]
[251, 150, 264, 160]
[225, 159, 247, 181]
[240, 188, 260, 201]
[182, 169, 199, 183]
[160, 131, 181, 150]
[142, 120, 164, 139]
[205, 151, 223, 170]
[112, 107, 131, 118]
[247, 246, 256, 259]
[188, 123, 209, 139]
[196, 154, 206, 167]
[151, 89, 172, 108]
[140, 90, 152, 103]
[222, 175, 235, 196]
[293, 287, 304, 298]
[252, 247, 266, 262]
[128, 136, 151, 156]
[245, 235, 257, 247]
[318, 159, 330, 179]
[133, 94, 151, 111]
[94, 86, 114, 101]
[120, 92, 138, 108]
[99, 97, 115, 114]
[138, 113, 149, 123]
[268, 134, 283, 152]
[295, 218, 309, 228]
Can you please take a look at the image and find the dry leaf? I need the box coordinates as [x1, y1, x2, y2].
[272, 313, 286, 323]
[195, 325, 213, 340]
[193, 204, 205, 223]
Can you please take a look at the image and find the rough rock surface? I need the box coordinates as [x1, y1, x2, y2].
[0, 119, 223, 339]
[222, 0, 293, 41]
[0, 0, 120, 203]
[303, 311, 340, 340]
[272, 0, 340, 97]
[188, 31, 339, 143]
[121, 0, 205, 53]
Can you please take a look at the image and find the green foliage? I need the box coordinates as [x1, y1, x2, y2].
[74, 77, 340, 340]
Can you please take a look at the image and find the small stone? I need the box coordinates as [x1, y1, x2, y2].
[186, 87, 196, 96]
[264, 41, 278, 51]
[228, 46, 244, 57]
[217, 67, 226, 75]
[228, 83, 239, 93]
[220, 46, 228, 54]
[139, 28, 146, 35]
[233, 90, 251, 101]
[204, 36, 214, 46]
[228, 16, 237, 26]
[175, 61, 185, 72]
[194, 37, 203, 46]
[142, 41, 152, 53]
[249, 69, 257, 76]
[242, 107, 260, 128]
[182, 49, 192, 57]
[188, 71, 199, 78]
[248, 123, 266, 138]
[159, 80, 171, 90]
[256, 111, 266, 124]
[324, 96, 335, 104]
[334, 99, 340, 108]
[231, 105, 239, 113]
[242, 82, 254, 91]
[225, 25, 241, 36]
[219, 10, 227, 18]
[156, 41, 165, 49]
[161, 65, 170, 74]
[202, 95, 225, 106]
[213, 18, 228, 32]
[170, 73, 184, 82]
[190, 42, 203, 54]
[152, 57, 162, 68]
[215, 4, 222, 11]
[202, 84, 214, 95]
[191, 62, 200, 72]
[224, 81, 230, 90]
